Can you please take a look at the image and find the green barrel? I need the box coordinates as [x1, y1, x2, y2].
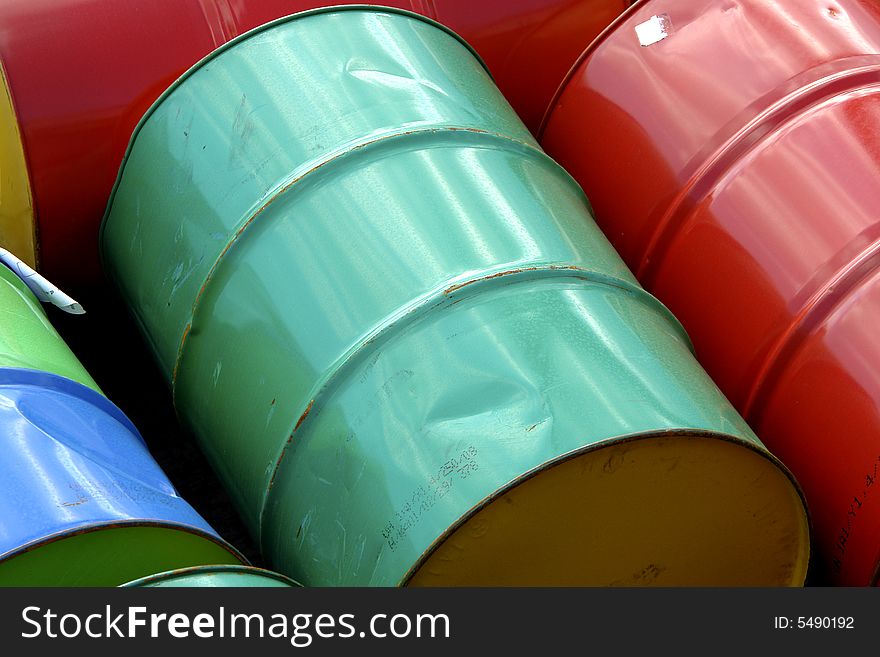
[0, 264, 98, 390]
[102, 7, 810, 586]
[123, 565, 298, 587]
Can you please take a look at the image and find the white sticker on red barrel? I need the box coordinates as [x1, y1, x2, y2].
[635, 14, 673, 47]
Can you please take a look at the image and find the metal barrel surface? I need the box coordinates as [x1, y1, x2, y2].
[541, 0, 880, 585]
[0, 0, 628, 287]
[0, 369, 246, 586]
[102, 7, 809, 586]
[0, 265, 243, 586]
[426, 0, 633, 132]
[123, 565, 298, 587]
[0, 59, 34, 266]
[0, 264, 98, 390]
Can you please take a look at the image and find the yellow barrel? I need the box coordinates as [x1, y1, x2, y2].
[0, 60, 36, 267]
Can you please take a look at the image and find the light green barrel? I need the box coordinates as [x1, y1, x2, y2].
[101, 7, 810, 586]
[123, 565, 298, 587]
[0, 264, 98, 390]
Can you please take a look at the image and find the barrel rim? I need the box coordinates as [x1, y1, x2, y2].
[399, 427, 812, 586]
[0, 519, 248, 576]
[0, 366, 140, 441]
[98, 4, 491, 261]
[120, 564, 299, 587]
[537, 0, 650, 138]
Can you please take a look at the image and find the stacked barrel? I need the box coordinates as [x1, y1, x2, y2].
[4, 0, 876, 586]
[540, 0, 880, 586]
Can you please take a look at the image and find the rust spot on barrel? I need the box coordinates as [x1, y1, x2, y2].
[441, 265, 590, 296]
[443, 267, 537, 295]
[172, 323, 193, 384]
[267, 432, 296, 493]
[295, 399, 315, 431]
[268, 398, 316, 492]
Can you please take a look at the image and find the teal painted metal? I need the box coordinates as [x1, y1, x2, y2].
[123, 565, 298, 587]
[102, 7, 810, 586]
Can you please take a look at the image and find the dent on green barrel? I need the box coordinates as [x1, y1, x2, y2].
[102, 7, 810, 586]
[0, 264, 99, 392]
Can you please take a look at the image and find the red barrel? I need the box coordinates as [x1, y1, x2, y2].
[541, 0, 880, 585]
[0, 0, 629, 289]
[428, 0, 633, 132]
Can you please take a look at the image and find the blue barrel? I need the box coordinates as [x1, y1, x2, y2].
[0, 368, 245, 585]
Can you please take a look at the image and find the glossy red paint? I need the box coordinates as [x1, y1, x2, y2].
[541, 0, 880, 585]
[430, 0, 633, 132]
[0, 0, 628, 290]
